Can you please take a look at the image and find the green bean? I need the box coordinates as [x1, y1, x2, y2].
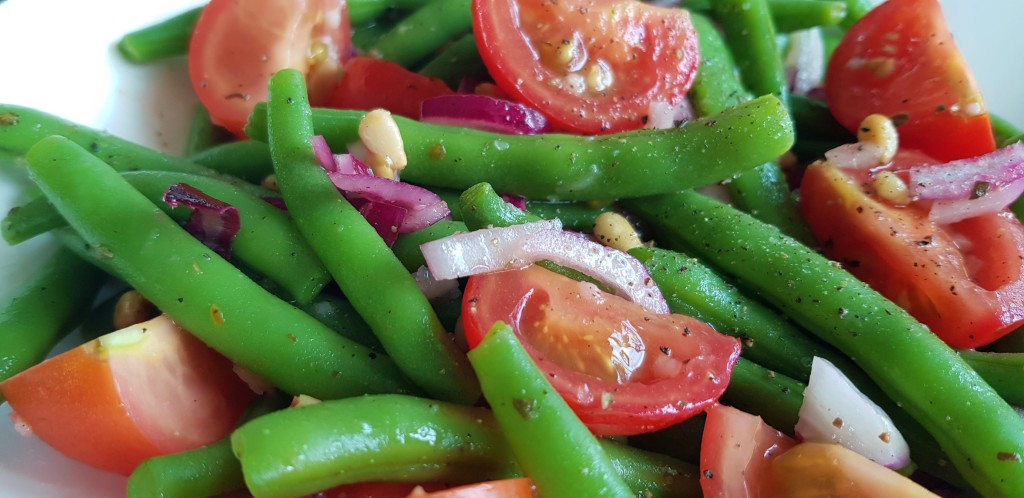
[631, 245, 837, 381]
[769, 0, 847, 33]
[26, 135, 415, 399]
[188, 140, 274, 184]
[469, 323, 634, 498]
[245, 95, 795, 201]
[265, 69, 479, 404]
[418, 33, 485, 88]
[184, 104, 231, 156]
[0, 104, 265, 195]
[349, 0, 436, 25]
[789, 94, 855, 151]
[838, 0, 873, 29]
[0, 248, 105, 399]
[957, 350, 1024, 408]
[722, 358, 804, 437]
[687, 13, 813, 243]
[712, 0, 789, 108]
[126, 393, 288, 498]
[623, 190, 1024, 496]
[5, 170, 328, 305]
[298, 292, 384, 352]
[116, 6, 201, 63]
[231, 393, 695, 498]
[392, 220, 467, 272]
[524, 200, 612, 233]
[369, 0, 472, 68]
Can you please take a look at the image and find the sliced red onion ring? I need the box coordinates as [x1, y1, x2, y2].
[929, 178, 1024, 224]
[909, 142, 1024, 201]
[420, 94, 551, 135]
[796, 357, 910, 469]
[421, 220, 670, 314]
[785, 28, 825, 96]
[500, 193, 528, 211]
[310, 137, 450, 242]
[162, 183, 241, 259]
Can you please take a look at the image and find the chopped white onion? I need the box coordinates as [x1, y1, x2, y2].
[785, 28, 826, 96]
[420, 221, 670, 314]
[796, 357, 910, 469]
[413, 265, 461, 302]
[825, 142, 887, 169]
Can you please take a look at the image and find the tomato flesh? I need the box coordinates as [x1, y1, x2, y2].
[825, 0, 995, 162]
[326, 57, 453, 120]
[0, 315, 252, 475]
[462, 265, 740, 436]
[699, 404, 796, 498]
[188, 0, 351, 136]
[799, 155, 1024, 349]
[473, 0, 699, 134]
[772, 443, 939, 497]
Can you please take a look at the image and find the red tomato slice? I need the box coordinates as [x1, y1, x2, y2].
[406, 478, 535, 498]
[188, 0, 351, 136]
[799, 154, 1024, 349]
[462, 265, 740, 436]
[323, 482, 446, 498]
[0, 315, 252, 475]
[472, 0, 699, 134]
[825, 0, 995, 162]
[326, 57, 453, 120]
[699, 404, 795, 498]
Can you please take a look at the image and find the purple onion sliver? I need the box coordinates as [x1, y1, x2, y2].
[162, 183, 241, 259]
[333, 153, 373, 176]
[311, 135, 337, 173]
[359, 201, 408, 247]
[500, 193, 528, 211]
[326, 171, 450, 232]
[420, 94, 551, 135]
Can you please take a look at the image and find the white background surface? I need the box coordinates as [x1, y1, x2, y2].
[0, 0, 1020, 496]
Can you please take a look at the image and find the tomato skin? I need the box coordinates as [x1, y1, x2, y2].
[799, 156, 1024, 349]
[472, 0, 699, 134]
[188, 0, 351, 136]
[825, 0, 995, 162]
[462, 265, 740, 436]
[699, 404, 795, 498]
[0, 316, 252, 475]
[325, 57, 453, 120]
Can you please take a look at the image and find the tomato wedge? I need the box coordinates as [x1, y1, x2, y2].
[825, 0, 995, 161]
[188, 0, 351, 136]
[462, 265, 740, 436]
[0, 315, 252, 475]
[472, 0, 699, 134]
[699, 404, 795, 498]
[326, 57, 453, 120]
[799, 153, 1024, 349]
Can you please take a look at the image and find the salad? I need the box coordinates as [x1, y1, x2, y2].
[0, 0, 1019, 495]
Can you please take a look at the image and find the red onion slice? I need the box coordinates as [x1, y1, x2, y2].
[785, 28, 825, 96]
[796, 357, 910, 469]
[162, 183, 241, 259]
[909, 142, 1024, 201]
[357, 200, 407, 246]
[421, 221, 670, 314]
[420, 94, 551, 135]
[929, 178, 1024, 224]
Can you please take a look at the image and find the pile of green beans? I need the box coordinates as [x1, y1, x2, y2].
[2, 1, 1024, 497]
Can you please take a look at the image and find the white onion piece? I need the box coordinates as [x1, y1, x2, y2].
[910, 142, 1024, 201]
[826, 142, 886, 169]
[413, 265, 461, 302]
[785, 28, 825, 96]
[796, 357, 910, 469]
[421, 220, 562, 280]
[929, 178, 1024, 224]
[421, 221, 670, 314]
[645, 100, 694, 129]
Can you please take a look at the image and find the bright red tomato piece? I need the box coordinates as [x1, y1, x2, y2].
[188, 0, 351, 136]
[699, 404, 795, 498]
[0, 315, 252, 475]
[462, 265, 740, 436]
[472, 0, 699, 134]
[326, 57, 453, 120]
[799, 153, 1024, 349]
[825, 0, 995, 162]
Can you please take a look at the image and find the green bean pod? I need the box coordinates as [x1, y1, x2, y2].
[722, 358, 804, 436]
[417, 33, 485, 88]
[26, 135, 415, 399]
[957, 350, 1024, 408]
[624, 191, 1024, 496]
[265, 69, 479, 404]
[298, 292, 384, 352]
[117, 6, 201, 63]
[769, 0, 847, 33]
[0, 248, 105, 397]
[245, 95, 796, 201]
[392, 220, 467, 272]
[369, 0, 472, 68]
[127, 393, 288, 498]
[712, 0, 789, 107]
[188, 140, 275, 184]
[469, 323, 635, 498]
[184, 104, 232, 156]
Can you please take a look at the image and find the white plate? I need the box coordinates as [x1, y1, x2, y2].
[0, 1, 1020, 496]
